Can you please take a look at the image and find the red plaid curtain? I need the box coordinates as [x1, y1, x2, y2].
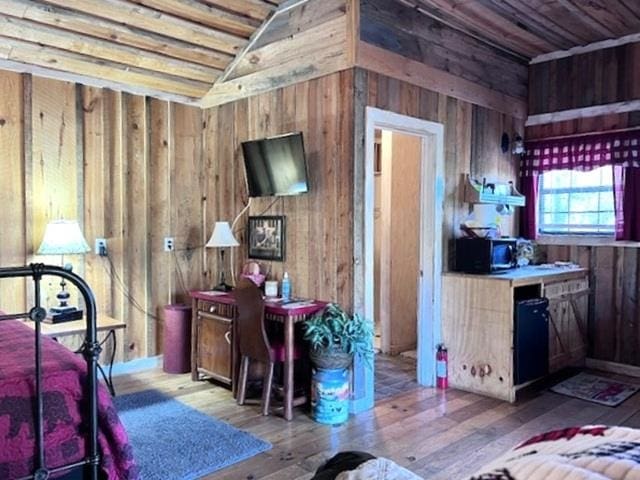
[521, 130, 640, 241]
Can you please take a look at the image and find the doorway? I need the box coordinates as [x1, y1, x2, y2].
[351, 107, 445, 413]
[374, 129, 422, 399]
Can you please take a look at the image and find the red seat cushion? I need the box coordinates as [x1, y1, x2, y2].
[269, 342, 302, 363]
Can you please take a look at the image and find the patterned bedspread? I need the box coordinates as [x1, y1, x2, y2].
[0, 320, 139, 479]
[468, 425, 640, 480]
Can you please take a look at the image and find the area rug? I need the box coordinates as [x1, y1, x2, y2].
[550, 372, 640, 407]
[114, 390, 271, 480]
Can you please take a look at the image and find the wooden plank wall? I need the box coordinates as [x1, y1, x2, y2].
[529, 41, 640, 115]
[361, 69, 524, 270]
[528, 45, 640, 366]
[202, 70, 355, 310]
[0, 70, 207, 359]
[359, 0, 528, 102]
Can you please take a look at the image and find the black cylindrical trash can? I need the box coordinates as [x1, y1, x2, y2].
[163, 304, 192, 374]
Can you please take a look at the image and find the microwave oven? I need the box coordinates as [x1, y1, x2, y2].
[454, 237, 518, 274]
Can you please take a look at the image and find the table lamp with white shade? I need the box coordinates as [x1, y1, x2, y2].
[37, 219, 91, 322]
[206, 221, 239, 291]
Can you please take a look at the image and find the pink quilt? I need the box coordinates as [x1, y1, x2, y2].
[0, 320, 139, 479]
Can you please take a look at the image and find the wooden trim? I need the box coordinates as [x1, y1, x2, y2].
[531, 32, 640, 65]
[536, 235, 640, 248]
[346, 0, 360, 66]
[356, 42, 527, 119]
[585, 357, 640, 378]
[526, 100, 640, 126]
[0, 59, 200, 106]
[216, 0, 312, 84]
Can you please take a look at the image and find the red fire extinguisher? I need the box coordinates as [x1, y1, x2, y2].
[436, 344, 448, 389]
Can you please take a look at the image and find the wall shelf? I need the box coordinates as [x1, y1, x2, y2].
[463, 174, 526, 206]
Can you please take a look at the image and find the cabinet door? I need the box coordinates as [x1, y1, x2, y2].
[197, 312, 232, 384]
[546, 278, 588, 372]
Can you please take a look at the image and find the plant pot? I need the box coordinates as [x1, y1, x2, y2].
[309, 347, 353, 370]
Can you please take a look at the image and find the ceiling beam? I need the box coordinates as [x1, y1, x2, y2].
[0, 37, 211, 98]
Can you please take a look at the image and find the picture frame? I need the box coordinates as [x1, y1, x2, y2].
[248, 215, 285, 261]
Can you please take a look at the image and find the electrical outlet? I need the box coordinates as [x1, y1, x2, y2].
[95, 238, 107, 256]
[164, 237, 174, 252]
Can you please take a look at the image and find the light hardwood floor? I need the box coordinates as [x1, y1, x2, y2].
[113, 366, 640, 480]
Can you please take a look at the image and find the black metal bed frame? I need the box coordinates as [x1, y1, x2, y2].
[0, 264, 100, 480]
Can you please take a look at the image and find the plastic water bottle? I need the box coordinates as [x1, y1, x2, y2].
[281, 272, 291, 300]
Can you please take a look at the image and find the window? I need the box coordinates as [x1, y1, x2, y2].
[538, 166, 615, 235]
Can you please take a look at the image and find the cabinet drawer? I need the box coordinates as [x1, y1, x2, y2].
[196, 313, 232, 383]
[544, 277, 589, 299]
[197, 299, 234, 318]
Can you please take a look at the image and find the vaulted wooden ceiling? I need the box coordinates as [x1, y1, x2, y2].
[400, 0, 640, 60]
[0, 0, 285, 103]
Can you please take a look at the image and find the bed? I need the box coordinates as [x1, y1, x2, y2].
[467, 425, 640, 479]
[0, 264, 138, 480]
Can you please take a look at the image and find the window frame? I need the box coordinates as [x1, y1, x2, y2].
[536, 167, 615, 237]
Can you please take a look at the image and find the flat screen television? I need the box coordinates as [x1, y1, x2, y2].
[241, 132, 309, 197]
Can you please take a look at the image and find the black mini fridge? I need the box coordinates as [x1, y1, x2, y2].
[514, 297, 549, 385]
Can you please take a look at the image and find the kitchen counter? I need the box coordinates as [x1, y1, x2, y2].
[443, 265, 588, 286]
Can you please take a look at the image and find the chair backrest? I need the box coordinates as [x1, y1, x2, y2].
[233, 278, 272, 362]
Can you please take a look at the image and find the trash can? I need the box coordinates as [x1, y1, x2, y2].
[163, 304, 192, 374]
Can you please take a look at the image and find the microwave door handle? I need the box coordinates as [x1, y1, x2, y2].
[508, 244, 516, 266]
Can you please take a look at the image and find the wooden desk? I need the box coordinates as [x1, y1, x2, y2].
[190, 291, 326, 421]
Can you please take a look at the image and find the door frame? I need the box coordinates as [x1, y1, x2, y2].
[351, 107, 445, 413]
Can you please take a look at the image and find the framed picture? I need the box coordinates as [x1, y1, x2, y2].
[248, 215, 285, 261]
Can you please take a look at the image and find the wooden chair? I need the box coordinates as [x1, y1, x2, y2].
[233, 278, 279, 415]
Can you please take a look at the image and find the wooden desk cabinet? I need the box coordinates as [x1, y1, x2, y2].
[192, 298, 235, 385]
[442, 267, 589, 402]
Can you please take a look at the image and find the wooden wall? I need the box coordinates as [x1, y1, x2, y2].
[0, 70, 207, 359]
[529, 41, 640, 115]
[528, 44, 640, 367]
[203, 70, 355, 310]
[361, 69, 524, 270]
[359, 0, 528, 102]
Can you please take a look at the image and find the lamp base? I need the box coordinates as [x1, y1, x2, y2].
[213, 282, 234, 292]
[46, 307, 83, 324]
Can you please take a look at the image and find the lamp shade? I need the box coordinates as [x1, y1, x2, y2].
[37, 220, 90, 255]
[205, 221, 239, 248]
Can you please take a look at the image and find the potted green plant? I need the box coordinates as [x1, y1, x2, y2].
[303, 303, 375, 370]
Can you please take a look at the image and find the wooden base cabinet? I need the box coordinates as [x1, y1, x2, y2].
[442, 267, 589, 402]
[192, 299, 234, 385]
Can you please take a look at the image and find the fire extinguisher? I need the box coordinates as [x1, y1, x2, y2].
[436, 344, 448, 389]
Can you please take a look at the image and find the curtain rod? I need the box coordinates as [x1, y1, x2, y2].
[527, 126, 640, 142]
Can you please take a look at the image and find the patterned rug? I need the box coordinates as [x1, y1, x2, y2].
[550, 372, 640, 407]
[115, 390, 271, 480]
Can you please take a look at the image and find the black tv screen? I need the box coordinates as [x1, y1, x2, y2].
[241, 132, 309, 197]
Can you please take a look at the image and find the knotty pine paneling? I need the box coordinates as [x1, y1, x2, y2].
[529, 42, 640, 115]
[0, 71, 208, 360]
[362, 70, 524, 270]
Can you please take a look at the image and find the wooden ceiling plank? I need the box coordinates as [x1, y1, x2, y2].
[39, 0, 247, 54]
[129, 0, 260, 38]
[566, 0, 639, 37]
[0, 58, 199, 104]
[415, 0, 556, 57]
[0, 37, 211, 97]
[555, 0, 617, 39]
[619, 0, 640, 22]
[199, 0, 274, 22]
[0, 14, 221, 82]
[2, 0, 234, 69]
[489, 0, 589, 47]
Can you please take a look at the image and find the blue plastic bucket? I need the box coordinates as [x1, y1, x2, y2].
[310, 367, 350, 425]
